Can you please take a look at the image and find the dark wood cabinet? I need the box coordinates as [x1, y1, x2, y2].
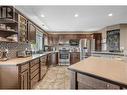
[20, 69, 29, 89]
[70, 71, 120, 89]
[29, 58, 40, 89]
[70, 52, 80, 65]
[28, 21, 36, 43]
[18, 63, 29, 89]
[93, 33, 102, 51]
[0, 6, 18, 22]
[77, 73, 120, 89]
[18, 15, 28, 42]
[0, 6, 18, 41]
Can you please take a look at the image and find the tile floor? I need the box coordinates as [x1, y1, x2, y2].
[33, 66, 70, 90]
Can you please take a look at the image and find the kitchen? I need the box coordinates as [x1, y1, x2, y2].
[0, 6, 127, 90]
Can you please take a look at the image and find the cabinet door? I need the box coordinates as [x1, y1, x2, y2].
[29, 59, 40, 89]
[19, 63, 29, 89]
[20, 70, 29, 89]
[28, 22, 36, 43]
[19, 15, 28, 42]
[70, 52, 80, 65]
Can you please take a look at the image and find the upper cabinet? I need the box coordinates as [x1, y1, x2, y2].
[28, 21, 36, 43]
[0, 6, 18, 42]
[0, 6, 46, 43]
[18, 15, 28, 42]
[93, 33, 102, 51]
[0, 6, 18, 22]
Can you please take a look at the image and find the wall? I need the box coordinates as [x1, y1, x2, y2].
[0, 42, 31, 59]
[97, 24, 127, 51]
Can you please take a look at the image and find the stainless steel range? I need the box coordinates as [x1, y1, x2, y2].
[58, 48, 70, 65]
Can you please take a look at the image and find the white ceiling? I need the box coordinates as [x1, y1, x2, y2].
[15, 6, 127, 32]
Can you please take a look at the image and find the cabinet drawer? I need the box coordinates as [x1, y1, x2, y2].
[30, 59, 39, 67]
[30, 63, 39, 73]
[31, 69, 39, 79]
[20, 63, 29, 73]
[77, 73, 107, 89]
[30, 74, 39, 88]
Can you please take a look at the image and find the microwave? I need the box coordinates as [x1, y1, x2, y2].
[69, 40, 79, 46]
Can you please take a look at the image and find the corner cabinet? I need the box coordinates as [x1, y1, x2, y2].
[28, 21, 36, 43]
[0, 6, 18, 42]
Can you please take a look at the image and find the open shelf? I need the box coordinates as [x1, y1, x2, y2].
[0, 29, 18, 37]
[0, 40, 18, 43]
[0, 18, 18, 23]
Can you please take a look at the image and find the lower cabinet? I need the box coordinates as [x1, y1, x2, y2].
[29, 58, 40, 89]
[70, 52, 80, 65]
[18, 57, 48, 89]
[19, 63, 29, 89]
[0, 55, 48, 89]
[70, 72, 120, 89]
[20, 69, 29, 89]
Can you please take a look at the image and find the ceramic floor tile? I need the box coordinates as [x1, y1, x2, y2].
[34, 66, 70, 90]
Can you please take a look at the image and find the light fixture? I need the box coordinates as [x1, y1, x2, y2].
[41, 14, 45, 18]
[108, 13, 113, 17]
[74, 14, 79, 18]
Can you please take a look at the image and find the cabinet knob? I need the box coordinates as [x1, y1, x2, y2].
[107, 84, 110, 87]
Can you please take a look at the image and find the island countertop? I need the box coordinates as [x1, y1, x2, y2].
[0, 51, 58, 66]
[91, 51, 124, 56]
[68, 56, 127, 88]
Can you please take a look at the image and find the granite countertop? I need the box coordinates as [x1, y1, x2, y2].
[91, 51, 124, 56]
[68, 56, 127, 87]
[0, 51, 57, 66]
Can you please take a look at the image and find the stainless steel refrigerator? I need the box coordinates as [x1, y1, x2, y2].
[79, 39, 92, 60]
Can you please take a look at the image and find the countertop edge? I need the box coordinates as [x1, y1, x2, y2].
[68, 65, 127, 88]
[0, 51, 57, 66]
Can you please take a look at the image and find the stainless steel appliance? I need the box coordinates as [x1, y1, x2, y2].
[58, 48, 70, 65]
[80, 39, 91, 60]
[17, 50, 32, 58]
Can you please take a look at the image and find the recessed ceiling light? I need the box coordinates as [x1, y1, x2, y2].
[41, 14, 45, 18]
[74, 14, 79, 18]
[108, 13, 113, 17]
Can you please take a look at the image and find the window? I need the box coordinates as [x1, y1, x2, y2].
[31, 30, 43, 53]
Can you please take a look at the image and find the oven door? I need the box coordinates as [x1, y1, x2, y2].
[60, 54, 69, 59]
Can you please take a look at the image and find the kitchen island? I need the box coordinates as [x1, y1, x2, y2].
[68, 56, 127, 89]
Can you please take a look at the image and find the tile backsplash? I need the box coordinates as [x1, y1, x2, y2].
[0, 42, 31, 59]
